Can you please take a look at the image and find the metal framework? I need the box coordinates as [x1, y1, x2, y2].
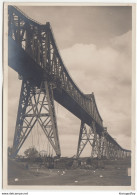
[76, 121, 99, 158]
[12, 80, 61, 158]
[8, 6, 131, 159]
[76, 124, 131, 159]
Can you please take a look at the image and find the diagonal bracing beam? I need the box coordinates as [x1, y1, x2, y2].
[76, 122, 111, 159]
[11, 80, 61, 158]
[76, 121, 100, 158]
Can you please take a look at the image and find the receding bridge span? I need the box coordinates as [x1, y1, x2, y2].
[8, 6, 131, 159]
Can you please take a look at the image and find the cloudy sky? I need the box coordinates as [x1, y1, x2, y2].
[8, 5, 132, 157]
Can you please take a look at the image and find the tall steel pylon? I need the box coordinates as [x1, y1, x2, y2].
[11, 79, 61, 158]
[76, 121, 100, 158]
[76, 121, 109, 159]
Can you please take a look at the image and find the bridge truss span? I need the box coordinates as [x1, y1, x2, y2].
[8, 5, 103, 127]
[8, 5, 131, 159]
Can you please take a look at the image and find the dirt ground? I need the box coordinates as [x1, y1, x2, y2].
[8, 159, 131, 186]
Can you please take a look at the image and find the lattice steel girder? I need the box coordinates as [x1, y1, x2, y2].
[11, 80, 61, 158]
[8, 6, 104, 128]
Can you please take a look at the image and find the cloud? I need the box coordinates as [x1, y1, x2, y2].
[110, 30, 132, 57]
[8, 67, 22, 145]
[8, 31, 132, 156]
[60, 31, 132, 150]
[18, 6, 132, 49]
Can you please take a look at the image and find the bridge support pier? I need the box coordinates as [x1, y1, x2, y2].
[76, 121, 103, 158]
[11, 79, 61, 158]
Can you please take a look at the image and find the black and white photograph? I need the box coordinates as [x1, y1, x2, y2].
[3, 2, 135, 190]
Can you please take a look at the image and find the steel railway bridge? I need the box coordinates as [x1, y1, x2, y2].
[8, 6, 131, 159]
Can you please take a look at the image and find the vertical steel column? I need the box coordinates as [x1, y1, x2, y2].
[112, 144, 116, 159]
[109, 142, 113, 159]
[43, 81, 61, 156]
[76, 121, 89, 158]
[90, 121, 100, 158]
[122, 150, 124, 158]
[117, 149, 120, 159]
[123, 151, 125, 159]
[100, 128, 109, 159]
[98, 134, 102, 159]
[119, 149, 122, 159]
[116, 146, 119, 159]
[99, 133, 104, 158]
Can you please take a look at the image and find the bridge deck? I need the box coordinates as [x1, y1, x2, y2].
[8, 37, 103, 134]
